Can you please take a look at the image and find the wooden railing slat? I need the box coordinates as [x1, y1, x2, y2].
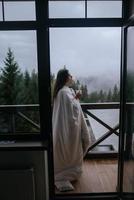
[87, 124, 119, 152]
[83, 109, 119, 136]
[17, 112, 40, 130]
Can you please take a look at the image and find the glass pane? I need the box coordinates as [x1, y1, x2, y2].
[0, 2, 2, 21]
[123, 26, 134, 193]
[50, 28, 121, 193]
[4, 1, 36, 21]
[87, 1, 122, 18]
[0, 31, 40, 135]
[50, 28, 121, 102]
[49, 1, 85, 18]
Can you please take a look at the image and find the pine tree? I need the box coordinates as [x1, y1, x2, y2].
[0, 48, 21, 104]
[23, 70, 31, 104]
[80, 85, 89, 102]
[29, 69, 39, 104]
[99, 89, 105, 102]
[20, 69, 39, 104]
[107, 89, 112, 102]
[0, 48, 23, 132]
[112, 84, 120, 102]
[88, 91, 98, 103]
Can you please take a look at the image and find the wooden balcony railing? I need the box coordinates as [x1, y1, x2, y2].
[81, 103, 120, 158]
[0, 104, 40, 134]
[0, 103, 120, 157]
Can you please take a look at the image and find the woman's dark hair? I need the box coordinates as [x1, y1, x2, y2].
[53, 69, 69, 99]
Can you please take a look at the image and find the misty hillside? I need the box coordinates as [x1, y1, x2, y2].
[78, 75, 120, 93]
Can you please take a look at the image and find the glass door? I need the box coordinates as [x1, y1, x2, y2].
[119, 21, 134, 199]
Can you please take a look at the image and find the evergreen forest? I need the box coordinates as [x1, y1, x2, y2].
[0, 48, 122, 134]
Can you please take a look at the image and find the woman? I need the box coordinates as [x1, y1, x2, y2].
[52, 69, 91, 192]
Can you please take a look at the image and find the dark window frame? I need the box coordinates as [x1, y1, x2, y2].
[118, 16, 134, 200]
[48, 0, 123, 19]
[0, 1, 130, 200]
[0, 0, 51, 141]
[0, 0, 124, 139]
[47, 0, 124, 199]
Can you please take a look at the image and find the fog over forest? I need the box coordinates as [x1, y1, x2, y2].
[78, 75, 120, 93]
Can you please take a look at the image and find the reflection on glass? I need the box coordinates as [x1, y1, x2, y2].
[0, 31, 39, 134]
[123, 26, 134, 193]
[0, 2, 2, 21]
[4, 1, 36, 21]
[87, 1, 122, 18]
[49, 1, 85, 18]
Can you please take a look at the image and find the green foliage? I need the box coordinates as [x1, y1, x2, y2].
[88, 85, 120, 103]
[0, 48, 22, 104]
[0, 49, 121, 134]
[51, 71, 120, 103]
[88, 91, 99, 103]
[0, 48, 39, 134]
[112, 84, 120, 102]
[80, 85, 89, 102]
[107, 89, 112, 102]
[27, 69, 39, 104]
[0, 49, 39, 105]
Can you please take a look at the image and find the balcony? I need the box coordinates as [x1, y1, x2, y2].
[0, 103, 120, 194]
[0, 103, 119, 152]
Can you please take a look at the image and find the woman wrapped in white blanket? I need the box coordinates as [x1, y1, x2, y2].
[52, 69, 91, 192]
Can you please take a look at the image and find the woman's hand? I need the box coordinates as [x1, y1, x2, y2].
[75, 90, 82, 99]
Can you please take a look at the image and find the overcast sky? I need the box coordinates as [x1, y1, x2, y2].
[0, 31, 37, 73]
[49, 1, 122, 18]
[0, 1, 122, 83]
[50, 27, 121, 80]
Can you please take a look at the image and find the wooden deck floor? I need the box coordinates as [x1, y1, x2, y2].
[56, 159, 118, 194]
